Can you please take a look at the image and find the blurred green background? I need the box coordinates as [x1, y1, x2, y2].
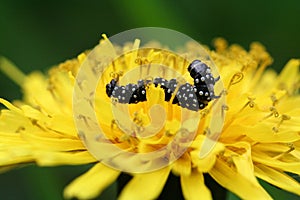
[0, 0, 299, 199]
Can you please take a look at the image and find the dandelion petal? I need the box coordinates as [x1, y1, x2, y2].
[180, 170, 212, 200]
[64, 163, 120, 199]
[209, 159, 272, 200]
[118, 167, 170, 200]
[255, 164, 300, 196]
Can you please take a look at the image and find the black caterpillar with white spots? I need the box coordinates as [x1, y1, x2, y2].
[106, 60, 219, 111]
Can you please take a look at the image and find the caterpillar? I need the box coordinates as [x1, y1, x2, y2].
[106, 60, 219, 111]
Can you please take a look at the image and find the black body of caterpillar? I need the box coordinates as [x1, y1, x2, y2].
[106, 60, 219, 111]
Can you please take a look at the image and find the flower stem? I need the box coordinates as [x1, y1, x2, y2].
[0, 56, 26, 86]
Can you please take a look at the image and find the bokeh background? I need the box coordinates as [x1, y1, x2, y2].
[0, 0, 299, 199]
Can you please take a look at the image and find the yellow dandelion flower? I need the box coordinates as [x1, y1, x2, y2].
[0, 28, 300, 200]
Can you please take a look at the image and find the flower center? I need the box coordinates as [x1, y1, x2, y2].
[73, 31, 226, 172]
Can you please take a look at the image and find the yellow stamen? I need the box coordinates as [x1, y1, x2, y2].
[271, 143, 295, 160]
[272, 114, 291, 133]
[227, 72, 244, 90]
[261, 106, 280, 121]
[0, 56, 26, 86]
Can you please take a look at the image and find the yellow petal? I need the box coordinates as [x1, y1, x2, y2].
[255, 164, 300, 196]
[0, 132, 34, 165]
[47, 114, 78, 137]
[190, 135, 225, 172]
[254, 69, 277, 96]
[229, 142, 257, 183]
[180, 170, 212, 200]
[252, 150, 300, 175]
[48, 68, 73, 108]
[35, 151, 96, 166]
[243, 123, 300, 143]
[64, 163, 120, 199]
[277, 59, 299, 91]
[172, 153, 192, 176]
[0, 98, 22, 114]
[20, 101, 77, 138]
[20, 104, 50, 122]
[0, 152, 33, 166]
[277, 97, 300, 114]
[22, 129, 85, 151]
[209, 159, 272, 200]
[118, 167, 170, 200]
[22, 72, 67, 115]
[0, 110, 31, 134]
[253, 142, 292, 155]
